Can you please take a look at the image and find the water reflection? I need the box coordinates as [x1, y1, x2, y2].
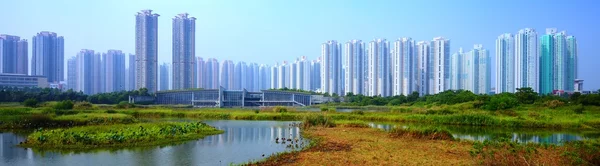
[367, 122, 599, 144]
[0, 120, 305, 166]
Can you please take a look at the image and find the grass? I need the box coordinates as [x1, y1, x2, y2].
[20, 122, 224, 149]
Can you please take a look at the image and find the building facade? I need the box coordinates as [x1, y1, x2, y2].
[431, 37, 450, 94]
[321, 40, 342, 95]
[135, 10, 160, 93]
[172, 13, 196, 90]
[344, 40, 365, 95]
[367, 39, 391, 97]
[496, 33, 515, 93]
[515, 28, 539, 92]
[0, 35, 28, 75]
[32, 31, 64, 83]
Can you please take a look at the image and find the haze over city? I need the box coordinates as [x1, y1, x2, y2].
[0, 0, 598, 91]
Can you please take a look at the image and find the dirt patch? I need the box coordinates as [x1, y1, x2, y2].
[309, 141, 351, 152]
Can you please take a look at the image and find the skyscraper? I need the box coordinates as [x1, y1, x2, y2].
[75, 49, 94, 94]
[465, 45, 491, 94]
[135, 10, 159, 93]
[234, 61, 246, 90]
[539, 28, 555, 94]
[0, 35, 28, 74]
[290, 60, 298, 89]
[92, 53, 103, 94]
[270, 63, 278, 89]
[553, 30, 568, 92]
[196, 57, 205, 88]
[515, 28, 539, 92]
[392, 38, 416, 96]
[126, 54, 136, 91]
[259, 64, 271, 90]
[159, 63, 169, 91]
[496, 33, 515, 93]
[105, 50, 126, 92]
[566, 35, 578, 91]
[416, 41, 432, 96]
[278, 61, 288, 89]
[344, 40, 365, 95]
[221, 60, 234, 90]
[296, 56, 310, 91]
[172, 13, 196, 90]
[32, 31, 64, 83]
[249, 63, 259, 91]
[310, 58, 321, 91]
[449, 48, 464, 90]
[431, 37, 450, 94]
[367, 39, 391, 97]
[205, 58, 219, 89]
[67, 57, 77, 90]
[321, 40, 342, 95]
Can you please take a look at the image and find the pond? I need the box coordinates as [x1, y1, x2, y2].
[0, 120, 306, 166]
[368, 122, 600, 144]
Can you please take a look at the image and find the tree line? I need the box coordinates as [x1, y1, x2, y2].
[0, 87, 150, 104]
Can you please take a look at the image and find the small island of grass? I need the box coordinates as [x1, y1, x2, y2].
[20, 122, 224, 149]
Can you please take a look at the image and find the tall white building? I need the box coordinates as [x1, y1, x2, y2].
[449, 48, 464, 90]
[310, 59, 321, 91]
[431, 37, 450, 94]
[321, 40, 342, 95]
[464, 45, 491, 94]
[248, 63, 259, 91]
[278, 61, 288, 89]
[289, 60, 298, 89]
[367, 39, 391, 97]
[296, 56, 310, 91]
[270, 63, 278, 89]
[392, 38, 416, 96]
[75, 49, 94, 94]
[258, 64, 271, 90]
[172, 13, 196, 90]
[416, 41, 431, 96]
[496, 33, 515, 93]
[205, 58, 219, 89]
[196, 57, 205, 88]
[67, 57, 77, 91]
[344, 40, 365, 95]
[221, 60, 234, 90]
[515, 28, 539, 92]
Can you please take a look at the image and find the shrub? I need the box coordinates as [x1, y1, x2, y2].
[545, 100, 565, 109]
[23, 98, 38, 107]
[115, 101, 135, 109]
[302, 114, 336, 128]
[320, 106, 329, 112]
[425, 109, 455, 115]
[53, 100, 74, 110]
[105, 110, 117, 114]
[390, 107, 411, 113]
[350, 110, 364, 115]
[272, 106, 288, 113]
[390, 127, 453, 140]
[254, 109, 259, 114]
[74, 101, 93, 110]
[573, 104, 584, 114]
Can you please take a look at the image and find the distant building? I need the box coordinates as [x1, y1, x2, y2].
[495, 33, 515, 93]
[574, 79, 583, 92]
[367, 39, 391, 97]
[135, 10, 160, 93]
[105, 50, 126, 92]
[416, 41, 431, 96]
[321, 40, 342, 95]
[127, 54, 136, 90]
[0, 74, 48, 88]
[172, 13, 196, 90]
[159, 63, 169, 91]
[151, 87, 311, 107]
[431, 37, 450, 94]
[32, 31, 64, 83]
[515, 28, 539, 92]
[392, 37, 416, 96]
[344, 40, 365, 95]
[0, 34, 28, 75]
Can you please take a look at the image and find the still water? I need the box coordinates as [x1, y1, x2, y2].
[368, 122, 600, 144]
[0, 120, 305, 166]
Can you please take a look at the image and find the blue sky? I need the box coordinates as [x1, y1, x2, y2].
[1, 0, 598, 90]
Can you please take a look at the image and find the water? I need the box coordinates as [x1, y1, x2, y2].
[0, 120, 306, 166]
[368, 122, 600, 144]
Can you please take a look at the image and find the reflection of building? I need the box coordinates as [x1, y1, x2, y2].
[151, 87, 311, 107]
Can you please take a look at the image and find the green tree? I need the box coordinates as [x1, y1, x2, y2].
[515, 87, 538, 104]
[23, 98, 38, 107]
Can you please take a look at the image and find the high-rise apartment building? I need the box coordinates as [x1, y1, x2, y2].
[67, 57, 77, 90]
[259, 64, 271, 90]
[296, 56, 310, 91]
[416, 41, 431, 96]
[127, 54, 136, 90]
[135, 10, 159, 93]
[449, 48, 464, 90]
[196, 57, 205, 88]
[0, 35, 28, 75]
[515, 28, 539, 92]
[310, 58, 321, 91]
[392, 37, 416, 96]
[465, 45, 491, 94]
[278, 61, 288, 89]
[367, 39, 391, 97]
[566, 35, 577, 91]
[270, 63, 279, 89]
[431, 37, 450, 94]
[496, 33, 515, 93]
[321, 40, 342, 95]
[540, 29, 555, 94]
[221, 60, 234, 90]
[344, 40, 365, 95]
[32, 31, 64, 83]
[105, 50, 126, 92]
[205, 58, 219, 89]
[75, 49, 94, 94]
[172, 13, 196, 90]
[159, 63, 169, 91]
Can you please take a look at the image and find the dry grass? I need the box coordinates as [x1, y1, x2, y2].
[255, 127, 477, 166]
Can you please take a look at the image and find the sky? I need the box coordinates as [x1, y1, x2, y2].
[1, 0, 599, 90]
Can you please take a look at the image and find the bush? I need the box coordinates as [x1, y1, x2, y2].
[115, 101, 135, 109]
[425, 109, 455, 115]
[105, 110, 117, 114]
[272, 106, 288, 113]
[53, 100, 74, 110]
[390, 107, 412, 113]
[390, 127, 453, 140]
[23, 98, 38, 107]
[573, 104, 584, 114]
[320, 106, 329, 112]
[350, 110, 364, 115]
[545, 100, 565, 109]
[483, 93, 519, 110]
[74, 101, 93, 110]
[302, 114, 336, 128]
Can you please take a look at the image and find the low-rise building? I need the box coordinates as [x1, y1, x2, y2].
[0, 74, 48, 88]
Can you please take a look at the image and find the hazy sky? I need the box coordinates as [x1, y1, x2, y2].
[1, 0, 598, 90]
